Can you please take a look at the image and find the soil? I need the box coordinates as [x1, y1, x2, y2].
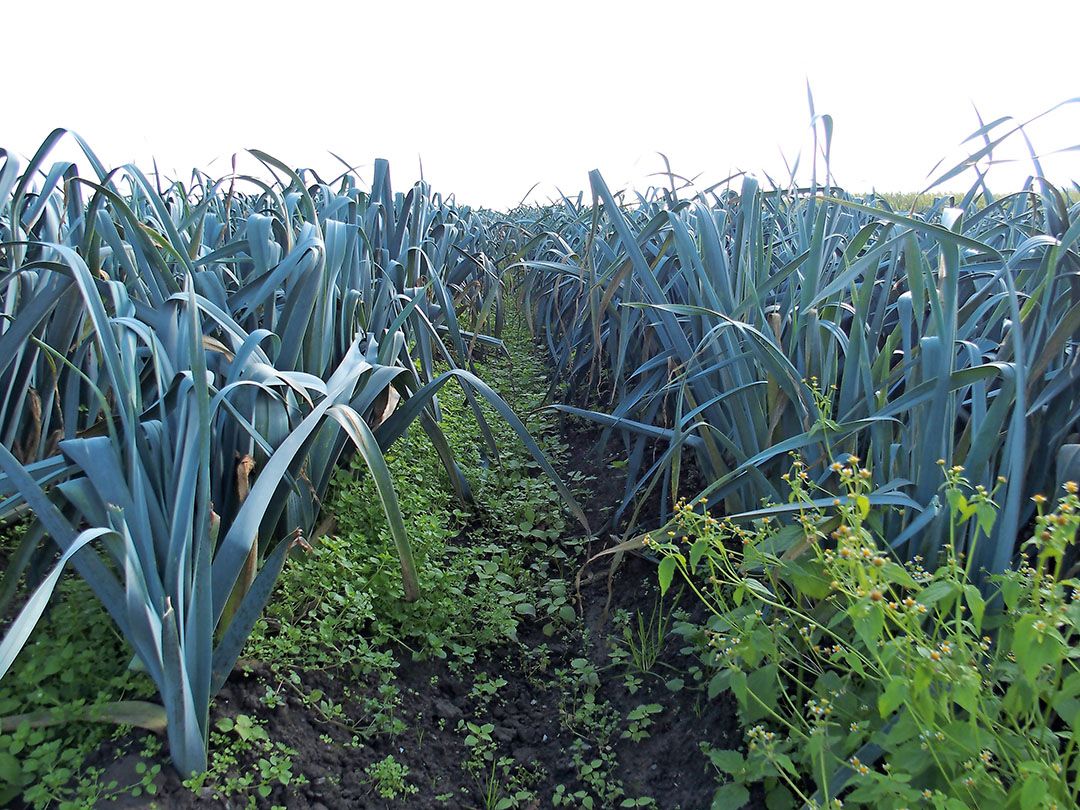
[75, 407, 750, 809]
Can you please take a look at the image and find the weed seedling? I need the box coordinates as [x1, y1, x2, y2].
[365, 754, 418, 800]
[621, 704, 662, 742]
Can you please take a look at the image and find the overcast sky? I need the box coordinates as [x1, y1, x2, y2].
[7, 0, 1079, 207]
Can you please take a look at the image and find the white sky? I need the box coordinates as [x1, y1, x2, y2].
[7, 0, 1080, 207]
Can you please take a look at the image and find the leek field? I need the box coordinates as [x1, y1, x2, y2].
[1, 111, 1079, 809]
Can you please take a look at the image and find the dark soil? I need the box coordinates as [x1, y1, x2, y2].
[77, 408, 747, 809]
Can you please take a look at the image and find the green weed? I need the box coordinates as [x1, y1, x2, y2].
[653, 461, 1080, 808]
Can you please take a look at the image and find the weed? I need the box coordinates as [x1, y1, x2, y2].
[616, 595, 672, 676]
[653, 460, 1080, 808]
[469, 673, 508, 707]
[365, 754, 418, 800]
[0, 576, 155, 808]
[183, 714, 305, 806]
[621, 704, 662, 742]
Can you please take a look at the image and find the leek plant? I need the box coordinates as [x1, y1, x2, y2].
[504, 106, 1080, 575]
[0, 133, 583, 775]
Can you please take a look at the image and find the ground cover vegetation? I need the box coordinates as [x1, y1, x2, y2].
[1, 102, 1079, 808]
